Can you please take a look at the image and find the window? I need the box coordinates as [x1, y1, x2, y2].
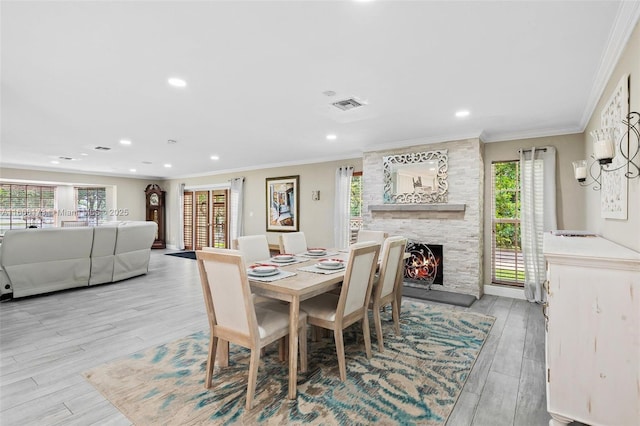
[491, 161, 524, 286]
[0, 184, 56, 234]
[349, 172, 363, 243]
[76, 187, 107, 226]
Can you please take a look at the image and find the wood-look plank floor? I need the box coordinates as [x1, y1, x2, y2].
[1, 251, 553, 425]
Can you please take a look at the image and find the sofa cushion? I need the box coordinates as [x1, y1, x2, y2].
[112, 222, 157, 282]
[2, 227, 93, 297]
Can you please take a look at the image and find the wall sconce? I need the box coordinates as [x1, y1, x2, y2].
[573, 111, 640, 190]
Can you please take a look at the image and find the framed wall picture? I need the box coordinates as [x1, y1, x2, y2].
[600, 74, 629, 219]
[266, 175, 299, 232]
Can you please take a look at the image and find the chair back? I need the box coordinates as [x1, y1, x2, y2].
[236, 235, 271, 264]
[375, 236, 408, 300]
[339, 241, 380, 317]
[279, 232, 307, 254]
[356, 230, 388, 245]
[196, 249, 257, 338]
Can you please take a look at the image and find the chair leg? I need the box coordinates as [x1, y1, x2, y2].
[334, 329, 347, 381]
[279, 336, 288, 362]
[373, 305, 384, 352]
[362, 315, 373, 359]
[205, 334, 218, 389]
[391, 299, 401, 335]
[216, 339, 229, 367]
[246, 348, 261, 410]
[299, 324, 307, 372]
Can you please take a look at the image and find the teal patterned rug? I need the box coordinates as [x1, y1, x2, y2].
[84, 302, 494, 425]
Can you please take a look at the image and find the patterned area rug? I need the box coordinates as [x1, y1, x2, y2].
[84, 302, 494, 425]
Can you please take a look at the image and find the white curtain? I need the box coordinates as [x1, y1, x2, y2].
[229, 177, 245, 241]
[520, 146, 557, 303]
[334, 166, 354, 249]
[176, 182, 185, 250]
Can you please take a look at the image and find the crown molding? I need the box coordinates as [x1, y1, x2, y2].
[579, 1, 640, 130]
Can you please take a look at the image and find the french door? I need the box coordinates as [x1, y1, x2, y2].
[183, 190, 229, 250]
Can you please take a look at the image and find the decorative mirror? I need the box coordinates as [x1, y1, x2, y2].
[383, 150, 448, 203]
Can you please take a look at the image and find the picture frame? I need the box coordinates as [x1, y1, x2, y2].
[266, 175, 299, 232]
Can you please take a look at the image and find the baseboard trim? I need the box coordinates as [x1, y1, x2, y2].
[483, 284, 526, 300]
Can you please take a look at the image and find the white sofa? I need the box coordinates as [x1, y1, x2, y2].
[0, 221, 157, 299]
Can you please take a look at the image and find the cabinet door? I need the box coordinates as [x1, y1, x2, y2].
[547, 264, 639, 425]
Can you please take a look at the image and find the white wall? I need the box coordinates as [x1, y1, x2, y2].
[162, 158, 363, 249]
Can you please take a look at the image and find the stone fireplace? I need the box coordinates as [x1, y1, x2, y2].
[362, 138, 484, 298]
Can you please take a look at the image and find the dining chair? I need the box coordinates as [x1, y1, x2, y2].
[369, 236, 407, 352]
[356, 230, 388, 245]
[300, 241, 380, 381]
[236, 235, 271, 264]
[279, 231, 308, 255]
[195, 248, 307, 409]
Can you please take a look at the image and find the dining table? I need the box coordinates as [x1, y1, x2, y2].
[216, 247, 409, 401]
[247, 250, 349, 400]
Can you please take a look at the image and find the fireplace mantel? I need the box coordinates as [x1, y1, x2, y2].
[368, 203, 465, 212]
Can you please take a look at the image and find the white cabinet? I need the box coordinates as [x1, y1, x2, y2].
[543, 233, 640, 426]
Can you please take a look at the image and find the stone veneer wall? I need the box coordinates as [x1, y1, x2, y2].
[362, 138, 484, 298]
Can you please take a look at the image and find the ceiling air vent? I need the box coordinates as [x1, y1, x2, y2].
[94, 146, 111, 151]
[332, 98, 365, 111]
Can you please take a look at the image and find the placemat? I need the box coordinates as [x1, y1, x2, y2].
[297, 264, 345, 275]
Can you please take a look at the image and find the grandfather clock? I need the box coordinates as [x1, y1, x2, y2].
[145, 184, 166, 249]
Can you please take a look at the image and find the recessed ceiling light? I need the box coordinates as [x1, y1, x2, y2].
[142, 161, 152, 164]
[210, 155, 219, 160]
[455, 110, 470, 118]
[164, 164, 172, 168]
[167, 139, 177, 144]
[120, 139, 132, 145]
[326, 134, 337, 141]
[129, 168, 137, 172]
[322, 90, 336, 97]
[168, 78, 187, 88]
[50, 160, 60, 164]
[80, 153, 89, 156]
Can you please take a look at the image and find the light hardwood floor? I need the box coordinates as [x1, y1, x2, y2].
[1, 250, 552, 425]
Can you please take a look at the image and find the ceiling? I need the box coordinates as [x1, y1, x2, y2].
[2, 1, 639, 180]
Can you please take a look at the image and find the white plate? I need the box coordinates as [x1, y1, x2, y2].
[306, 250, 327, 256]
[272, 255, 295, 263]
[316, 262, 345, 270]
[248, 268, 280, 277]
[318, 259, 343, 267]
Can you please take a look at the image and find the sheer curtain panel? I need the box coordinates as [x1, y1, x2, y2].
[520, 146, 557, 303]
[176, 183, 185, 250]
[334, 166, 353, 249]
[230, 178, 245, 242]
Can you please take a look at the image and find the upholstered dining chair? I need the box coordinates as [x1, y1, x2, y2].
[356, 230, 388, 245]
[279, 231, 308, 255]
[300, 241, 380, 381]
[236, 234, 271, 264]
[368, 236, 407, 352]
[195, 248, 307, 410]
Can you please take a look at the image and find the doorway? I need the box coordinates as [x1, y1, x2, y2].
[183, 189, 229, 250]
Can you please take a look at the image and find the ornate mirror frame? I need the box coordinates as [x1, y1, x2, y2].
[383, 150, 449, 204]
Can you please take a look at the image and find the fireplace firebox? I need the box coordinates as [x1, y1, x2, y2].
[404, 242, 443, 289]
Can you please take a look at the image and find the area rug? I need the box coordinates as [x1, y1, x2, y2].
[165, 251, 196, 260]
[84, 302, 494, 425]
